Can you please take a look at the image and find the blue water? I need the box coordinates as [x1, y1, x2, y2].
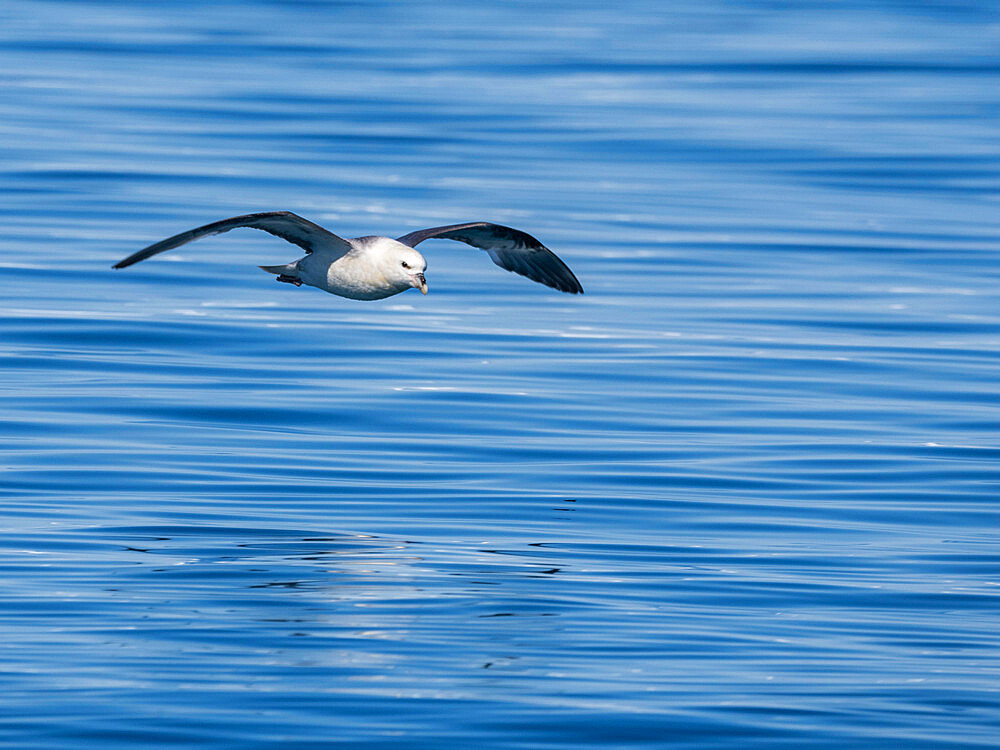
[2, 1, 999, 747]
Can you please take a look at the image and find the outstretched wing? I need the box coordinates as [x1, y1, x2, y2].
[396, 222, 583, 294]
[112, 211, 352, 269]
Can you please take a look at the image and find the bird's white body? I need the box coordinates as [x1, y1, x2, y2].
[292, 236, 428, 300]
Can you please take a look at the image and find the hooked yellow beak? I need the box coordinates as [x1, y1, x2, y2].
[412, 273, 428, 295]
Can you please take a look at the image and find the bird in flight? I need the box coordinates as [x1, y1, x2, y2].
[113, 211, 583, 300]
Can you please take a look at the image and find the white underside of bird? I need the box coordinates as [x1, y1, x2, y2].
[113, 211, 583, 300]
[261, 236, 429, 300]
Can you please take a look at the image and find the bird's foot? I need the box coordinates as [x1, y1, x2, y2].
[277, 274, 302, 287]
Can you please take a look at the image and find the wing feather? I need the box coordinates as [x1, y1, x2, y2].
[112, 211, 352, 269]
[396, 222, 583, 294]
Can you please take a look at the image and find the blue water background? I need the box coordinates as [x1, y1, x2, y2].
[2, 1, 999, 747]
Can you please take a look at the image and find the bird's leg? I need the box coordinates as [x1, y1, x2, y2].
[276, 274, 302, 287]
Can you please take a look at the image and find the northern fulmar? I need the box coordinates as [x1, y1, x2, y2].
[112, 211, 583, 300]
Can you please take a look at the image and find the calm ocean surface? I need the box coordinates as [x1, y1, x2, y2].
[2, 1, 999, 748]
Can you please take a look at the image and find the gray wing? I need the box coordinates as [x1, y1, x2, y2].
[112, 211, 352, 269]
[396, 222, 583, 294]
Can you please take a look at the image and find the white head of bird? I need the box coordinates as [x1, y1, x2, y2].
[364, 237, 428, 295]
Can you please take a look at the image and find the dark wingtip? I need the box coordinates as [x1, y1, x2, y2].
[561, 270, 584, 294]
[552, 277, 583, 294]
[542, 255, 584, 295]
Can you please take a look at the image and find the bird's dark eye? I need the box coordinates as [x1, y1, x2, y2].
[401, 261, 410, 269]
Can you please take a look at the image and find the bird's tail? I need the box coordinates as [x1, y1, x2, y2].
[259, 262, 298, 277]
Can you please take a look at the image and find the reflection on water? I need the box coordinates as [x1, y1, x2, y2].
[2, 0, 1000, 748]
